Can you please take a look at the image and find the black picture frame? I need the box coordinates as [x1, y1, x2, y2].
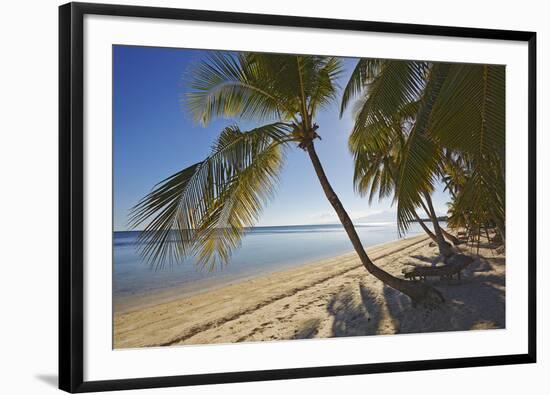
[59, 2, 537, 393]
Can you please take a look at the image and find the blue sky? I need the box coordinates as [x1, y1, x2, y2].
[113, 45, 450, 231]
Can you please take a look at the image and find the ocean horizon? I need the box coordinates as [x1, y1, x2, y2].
[113, 222, 444, 310]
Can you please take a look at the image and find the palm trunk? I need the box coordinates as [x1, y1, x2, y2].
[441, 228, 461, 246]
[415, 204, 462, 246]
[421, 193, 453, 257]
[390, 173, 446, 246]
[442, 177, 475, 243]
[306, 143, 443, 305]
[412, 211, 437, 242]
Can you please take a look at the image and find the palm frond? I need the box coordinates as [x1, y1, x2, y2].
[430, 64, 505, 157]
[428, 64, 505, 236]
[340, 58, 384, 117]
[395, 63, 451, 234]
[351, 60, 429, 137]
[348, 77, 418, 208]
[129, 123, 291, 269]
[308, 56, 343, 117]
[346, 56, 505, 239]
[186, 52, 297, 125]
[349, 114, 399, 203]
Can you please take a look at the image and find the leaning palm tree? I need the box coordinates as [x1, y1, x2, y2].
[342, 59, 505, 250]
[130, 52, 443, 305]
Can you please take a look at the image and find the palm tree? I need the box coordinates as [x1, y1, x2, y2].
[344, 62, 453, 256]
[130, 52, 443, 304]
[342, 59, 505, 252]
[443, 150, 502, 248]
[348, 93, 458, 250]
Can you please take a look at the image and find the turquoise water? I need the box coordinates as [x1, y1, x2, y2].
[113, 222, 435, 304]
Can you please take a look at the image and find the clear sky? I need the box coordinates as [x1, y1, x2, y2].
[113, 45, 450, 231]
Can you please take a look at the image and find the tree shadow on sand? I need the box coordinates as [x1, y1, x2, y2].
[291, 318, 322, 339]
[290, 255, 504, 339]
[290, 284, 384, 339]
[384, 256, 505, 334]
[326, 284, 383, 337]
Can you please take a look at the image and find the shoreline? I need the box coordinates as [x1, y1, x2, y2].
[113, 233, 428, 314]
[114, 234, 426, 314]
[114, 233, 505, 349]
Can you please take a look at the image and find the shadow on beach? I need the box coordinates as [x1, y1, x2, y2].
[327, 284, 383, 337]
[291, 254, 505, 339]
[385, 255, 505, 334]
[290, 284, 382, 339]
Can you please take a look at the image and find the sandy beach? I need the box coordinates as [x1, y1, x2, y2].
[114, 234, 505, 349]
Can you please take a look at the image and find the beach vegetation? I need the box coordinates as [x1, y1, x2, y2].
[343, 59, 505, 252]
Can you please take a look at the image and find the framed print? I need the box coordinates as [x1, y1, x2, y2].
[59, 2, 537, 392]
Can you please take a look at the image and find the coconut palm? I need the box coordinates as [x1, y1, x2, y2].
[342, 58, 505, 251]
[344, 62, 453, 256]
[130, 52, 443, 304]
[429, 63, 505, 244]
[348, 96, 459, 250]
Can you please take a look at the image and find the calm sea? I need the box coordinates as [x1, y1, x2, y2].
[113, 222, 433, 309]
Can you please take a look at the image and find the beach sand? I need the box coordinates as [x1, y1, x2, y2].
[114, 233, 505, 349]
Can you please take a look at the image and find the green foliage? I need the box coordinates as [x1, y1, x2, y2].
[186, 52, 342, 125]
[340, 58, 384, 116]
[394, 63, 450, 234]
[430, 65, 505, 236]
[348, 102, 402, 204]
[129, 123, 290, 269]
[346, 58, 505, 239]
